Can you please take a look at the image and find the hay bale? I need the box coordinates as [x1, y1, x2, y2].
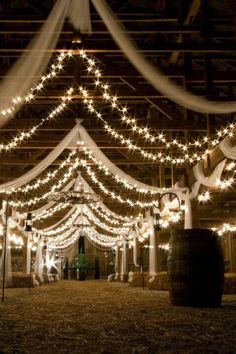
[8, 272, 33, 288]
[223, 273, 236, 294]
[107, 274, 116, 282]
[128, 271, 149, 287]
[147, 272, 169, 290]
[52, 274, 60, 282]
[48, 274, 54, 282]
[42, 273, 50, 284]
[35, 273, 44, 285]
[32, 274, 39, 286]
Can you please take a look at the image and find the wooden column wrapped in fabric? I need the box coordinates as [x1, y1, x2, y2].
[167, 229, 224, 307]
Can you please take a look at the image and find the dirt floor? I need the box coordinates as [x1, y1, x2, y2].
[0, 280, 235, 354]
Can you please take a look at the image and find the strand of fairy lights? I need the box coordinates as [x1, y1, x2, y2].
[35, 208, 80, 236]
[0, 51, 72, 118]
[82, 205, 128, 235]
[82, 53, 226, 151]
[50, 228, 117, 250]
[79, 50, 235, 164]
[0, 87, 73, 153]
[5, 151, 77, 195]
[80, 87, 184, 164]
[32, 202, 70, 222]
[81, 161, 159, 208]
[8, 162, 77, 209]
[198, 191, 211, 203]
[89, 203, 133, 226]
[79, 142, 168, 195]
[95, 201, 133, 222]
[78, 154, 182, 210]
[48, 227, 77, 244]
[49, 228, 79, 249]
[212, 223, 236, 236]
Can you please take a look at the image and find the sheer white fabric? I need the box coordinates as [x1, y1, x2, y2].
[31, 178, 76, 216]
[148, 217, 157, 276]
[219, 138, 236, 160]
[78, 124, 186, 194]
[0, 124, 79, 191]
[0, 201, 12, 286]
[193, 159, 226, 188]
[0, 0, 91, 128]
[34, 238, 44, 274]
[132, 229, 140, 267]
[68, 0, 92, 33]
[41, 206, 76, 232]
[92, 0, 236, 114]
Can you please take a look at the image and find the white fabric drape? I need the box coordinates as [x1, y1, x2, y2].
[0, 201, 12, 286]
[184, 191, 192, 229]
[31, 179, 76, 216]
[219, 138, 236, 160]
[149, 217, 157, 276]
[0, 124, 79, 191]
[78, 123, 186, 194]
[0, 0, 91, 128]
[41, 206, 77, 232]
[34, 238, 44, 274]
[68, 0, 92, 33]
[132, 229, 140, 267]
[193, 159, 226, 188]
[92, 0, 236, 114]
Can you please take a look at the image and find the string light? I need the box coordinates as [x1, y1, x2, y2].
[0, 87, 73, 154]
[79, 142, 169, 195]
[0, 51, 72, 118]
[216, 177, 234, 190]
[212, 223, 236, 236]
[79, 50, 236, 164]
[198, 191, 211, 203]
[159, 243, 170, 250]
[6, 150, 77, 195]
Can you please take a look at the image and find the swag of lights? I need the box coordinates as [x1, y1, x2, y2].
[0, 51, 72, 120]
[79, 50, 235, 165]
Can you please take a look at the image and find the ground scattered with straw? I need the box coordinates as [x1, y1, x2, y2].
[0, 280, 236, 353]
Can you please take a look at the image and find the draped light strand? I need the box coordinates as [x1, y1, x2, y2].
[32, 202, 70, 222]
[0, 87, 73, 154]
[0, 51, 72, 118]
[89, 203, 133, 226]
[82, 205, 129, 235]
[79, 87, 189, 164]
[198, 191, 211, 203]
[79, 50, 235, 163]
[79, 142, 165, 195]
[6, 150, 77, 195]
[81, 161, 157, 208]
[8, 158, 80, 208]
[212, 223, 236, 236]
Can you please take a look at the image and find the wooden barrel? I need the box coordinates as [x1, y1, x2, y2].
[167, 229, 224, 307]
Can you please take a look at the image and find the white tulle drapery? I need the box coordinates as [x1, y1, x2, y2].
[34, 238, 44, 274]
[132, 228, 140, 268]
[219, 138, 236, 160]
[30, 179, 76, 216]
[0, 0, 91, 128]
[193, 159, 226, 188]
[40, 206, 77, 232]
[0, 123, 79, 191]
[78, 124, 186, 194]
[0, 201, 12, 286]
[92, 0, 236, 114]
